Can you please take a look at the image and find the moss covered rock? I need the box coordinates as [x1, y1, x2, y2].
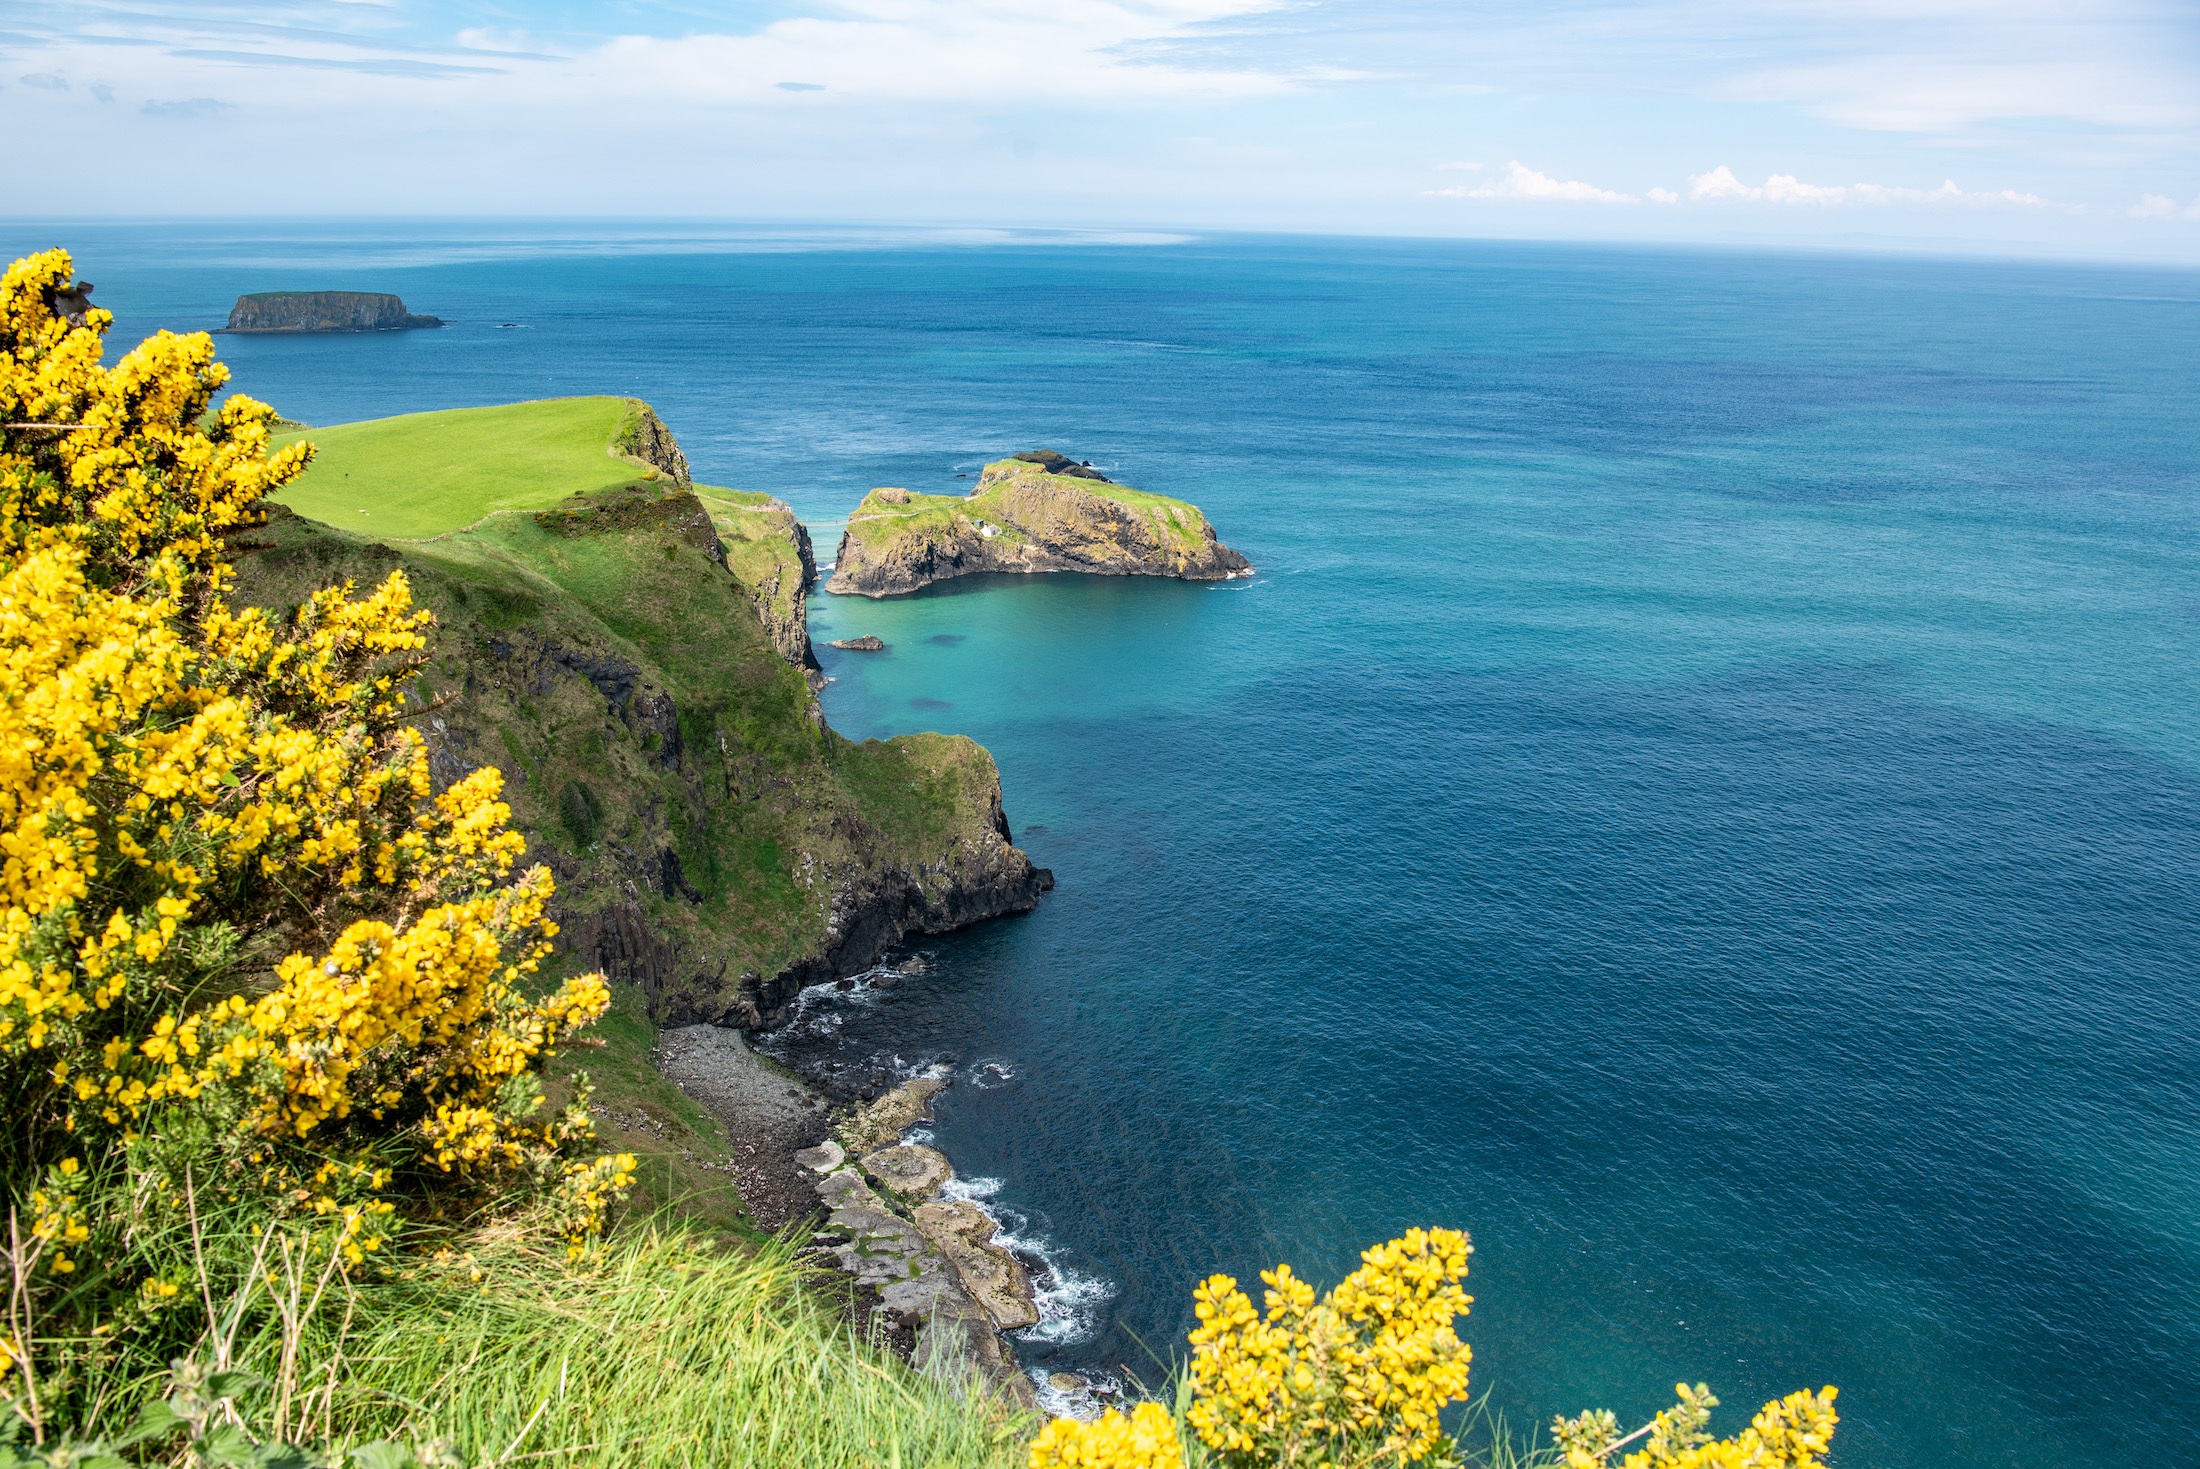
[826, 452, 1251, 598]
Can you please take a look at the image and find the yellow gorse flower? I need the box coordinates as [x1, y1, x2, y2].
[1153, 1229, 1838, 1469]
[1557, 1382, 1839, 1469]
[0, 247, 625, 1268]
[1029, 1402, 1183, 1469]
[1185, 1226, 1472, 1465]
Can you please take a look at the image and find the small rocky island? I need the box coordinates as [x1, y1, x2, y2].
[224, 291, 443, 333]
[827, 449, 1251, 597]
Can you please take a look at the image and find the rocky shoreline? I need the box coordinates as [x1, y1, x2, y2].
[655, 1024, 1050, 1410]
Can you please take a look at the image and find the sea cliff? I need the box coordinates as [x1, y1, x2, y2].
[225, 290, 443, 332]
[240, 403, 1050, 1030]
[827, 450, 1250, 597]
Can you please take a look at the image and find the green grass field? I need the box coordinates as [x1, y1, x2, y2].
[274, 397, 649, 537]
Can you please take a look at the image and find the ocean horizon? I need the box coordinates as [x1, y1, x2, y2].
[17, 219, 2197, 1468]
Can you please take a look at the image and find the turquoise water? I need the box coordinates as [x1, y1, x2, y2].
[22, 223, 2200, 1466]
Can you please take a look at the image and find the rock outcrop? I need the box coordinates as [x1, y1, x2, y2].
[611, 402, 691, 485]
[224, 292, 443, 333]
[828, 451, 1251, 598]
[702, 490, 821, 679]
[802, 1075, 1040, 1407]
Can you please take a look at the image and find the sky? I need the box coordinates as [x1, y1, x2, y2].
[6, 1, 2200, 260]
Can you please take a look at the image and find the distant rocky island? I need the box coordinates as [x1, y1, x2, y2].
[224, 291, 443, 333]
[827, 449, 1251, 597]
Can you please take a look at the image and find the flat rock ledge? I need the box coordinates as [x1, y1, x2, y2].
[802, 1075, 1039, 1408]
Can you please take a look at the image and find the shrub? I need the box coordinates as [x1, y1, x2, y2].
[0, 247, 624, 1430]
[1031, 1229, 1837, 1469]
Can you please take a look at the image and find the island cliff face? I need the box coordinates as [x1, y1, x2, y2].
[225, 291, 443, 333]
[826, 451, 1251, 598]
[234, 414, 1049, 1031]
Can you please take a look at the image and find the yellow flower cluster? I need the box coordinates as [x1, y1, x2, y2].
[1186, 1227, 1472, 1465]
[0, 246, 612, 1262]
[28, 1158, 88, 1276]
[1029, 1403, 1183, 1469]
[551, 1152, 639, 1259]
[1034, 1233, 1839, 1469]
[1557, 1384, 1839, 1469]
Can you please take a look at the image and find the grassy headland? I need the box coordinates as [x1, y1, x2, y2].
[272, 397, 657, 537]
[245, 401, 1044, 1033]
[208, 395, 1049, 1460]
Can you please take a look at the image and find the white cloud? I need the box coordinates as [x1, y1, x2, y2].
[1435, 160, 1635, 203]
[573, 1, 1299, 108]
[7, 0, 1297, 112]
[1728, 54, 2199, 137]
[1688, 165, 2053, 208]
[1646, 186, 1679, 204]
[2131, 193, 2200, 220]
[140, 97, 230, 118]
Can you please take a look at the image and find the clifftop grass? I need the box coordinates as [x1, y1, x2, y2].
[273, 396, 653, 537]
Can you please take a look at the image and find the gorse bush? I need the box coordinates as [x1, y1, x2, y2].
[1032, 1229, 1837, 1469]
[0, 247, 626, 1432]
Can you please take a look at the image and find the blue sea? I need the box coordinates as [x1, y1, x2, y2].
[18, 221, 2198, 1467]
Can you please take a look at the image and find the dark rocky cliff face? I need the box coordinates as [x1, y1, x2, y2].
[225, 292, 443, 333]
[611, 403, 692, 485]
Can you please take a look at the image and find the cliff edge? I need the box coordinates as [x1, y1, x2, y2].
[826, 450, 1251, 598]
[226, 291, 443, 333]
[239, 402, 1050, 1030]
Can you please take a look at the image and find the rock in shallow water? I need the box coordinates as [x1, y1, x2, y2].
[862, 1143, 954, 1200]
[916, 1197, 1040, 1331]
[843, 1073, 949, 1155]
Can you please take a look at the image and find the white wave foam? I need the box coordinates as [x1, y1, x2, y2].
[967, 1058, 1020, 1090]
[1028, 1366, 1132, 1422]
[756, 956, 937, 1054]
[941, 1173, 1002, 1203]
[1015, 1254, 1119, 1347]
[937, 1174, 1114, 1346]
